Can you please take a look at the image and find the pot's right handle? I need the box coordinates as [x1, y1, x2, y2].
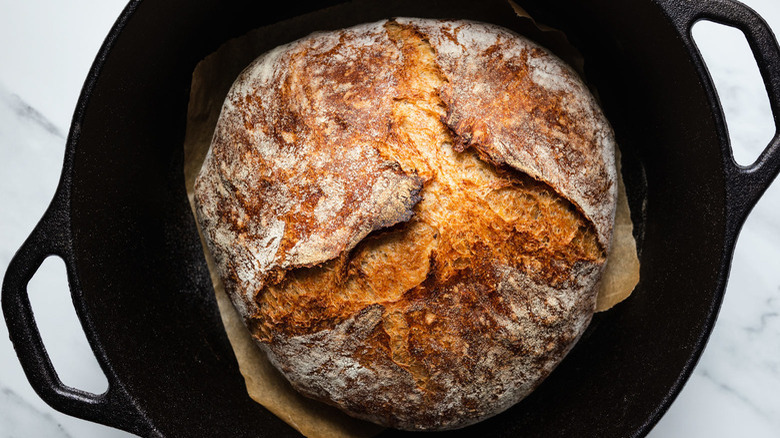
[662, 0, 780, 230]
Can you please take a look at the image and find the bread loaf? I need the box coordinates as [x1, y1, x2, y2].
[194, 18, 617, 431]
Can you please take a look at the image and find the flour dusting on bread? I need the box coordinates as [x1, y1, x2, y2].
[194, 18, 617, 431]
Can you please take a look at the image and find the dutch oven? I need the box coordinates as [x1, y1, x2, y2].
[3, 0, 780, 436]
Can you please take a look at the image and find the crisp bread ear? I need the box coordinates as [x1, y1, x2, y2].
[407, 17, 617, 250]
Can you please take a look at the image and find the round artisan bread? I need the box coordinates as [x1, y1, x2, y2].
[194, 18, 617, 431]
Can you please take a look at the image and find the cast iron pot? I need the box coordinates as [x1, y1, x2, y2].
[4, 0, 780, 436]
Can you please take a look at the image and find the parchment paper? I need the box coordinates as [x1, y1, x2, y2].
[183, 1, 640, 436]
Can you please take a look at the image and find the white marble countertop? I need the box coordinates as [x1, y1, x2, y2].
[1, 1, 779, 437]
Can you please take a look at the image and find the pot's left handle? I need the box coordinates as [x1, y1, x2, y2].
[1, 193, 156, 437]
[663, 0, 780, 230]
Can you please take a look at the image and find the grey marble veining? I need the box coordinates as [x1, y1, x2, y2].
[0, 386, 73, 438]
[1, 1, 779, 437]
[0, 89, 65, 139]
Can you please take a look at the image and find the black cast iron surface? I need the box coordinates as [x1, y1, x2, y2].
[3, 0, 780, 437]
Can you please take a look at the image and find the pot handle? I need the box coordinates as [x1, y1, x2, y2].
[1, 193, 154, 436]
[666, 0, 780, 228]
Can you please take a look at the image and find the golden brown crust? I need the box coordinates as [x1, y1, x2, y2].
[194, 23, 424, 316]
[194, 18, 617, 431]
